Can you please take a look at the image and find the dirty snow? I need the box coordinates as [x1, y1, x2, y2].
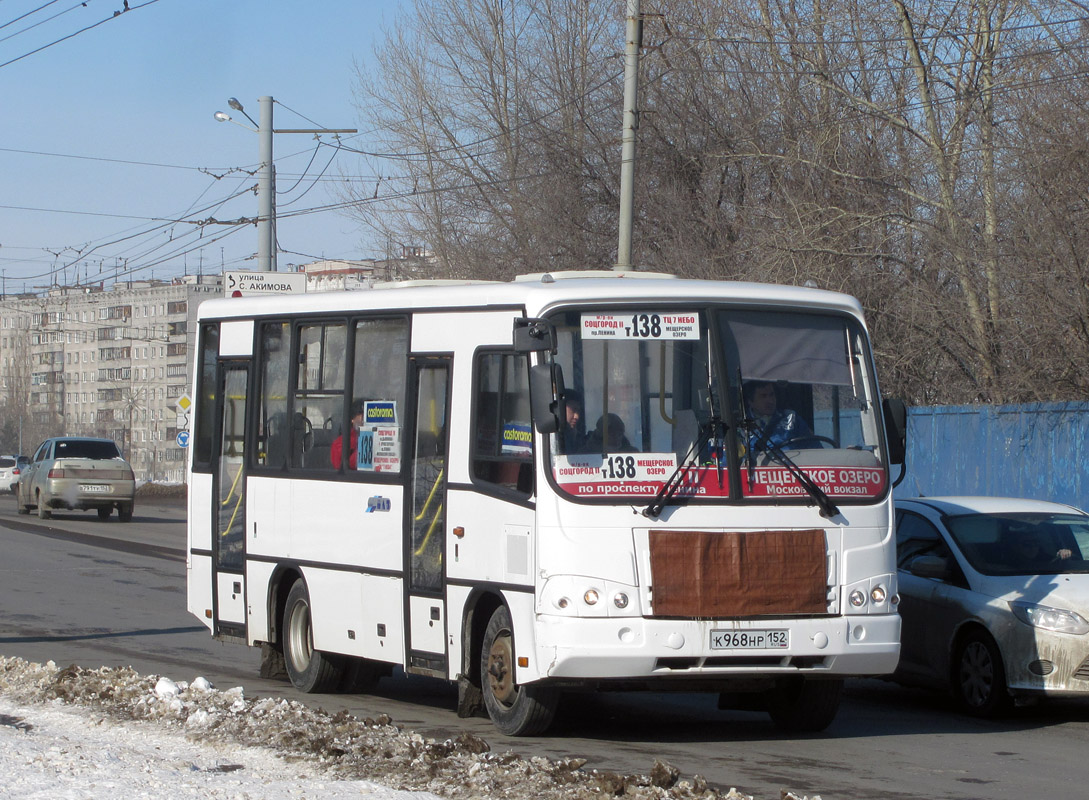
[0, 656, 820, 800]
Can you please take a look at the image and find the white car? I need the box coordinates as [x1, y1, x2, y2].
[0, 455, 21, 492]
[895, 496, 1089, 715]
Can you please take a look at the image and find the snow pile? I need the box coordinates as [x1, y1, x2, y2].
[0, 692, 438, 799]
[0, 656, 821, 800]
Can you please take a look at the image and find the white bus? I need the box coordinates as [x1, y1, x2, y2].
[186, 272, 906, 735]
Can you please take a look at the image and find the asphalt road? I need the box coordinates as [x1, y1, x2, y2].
[2, 491, 1089, 799]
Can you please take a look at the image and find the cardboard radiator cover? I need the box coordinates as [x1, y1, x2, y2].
[649, 528, 827, 617]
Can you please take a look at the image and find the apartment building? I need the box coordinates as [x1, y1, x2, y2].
[0, 275, 222, 483]
[0, 252, 432, 483]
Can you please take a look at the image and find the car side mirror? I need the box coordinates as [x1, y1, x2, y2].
[908, 554, 953, 580]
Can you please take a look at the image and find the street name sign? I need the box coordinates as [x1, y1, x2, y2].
[225, 271, 306, 296]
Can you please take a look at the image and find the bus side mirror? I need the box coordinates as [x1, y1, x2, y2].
[514, 318, 556, 353]
[882, 397, 907, 466]
[530, 362, 565, 434]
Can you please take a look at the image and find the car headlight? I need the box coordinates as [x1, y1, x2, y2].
[1009, 601, 1089, 635]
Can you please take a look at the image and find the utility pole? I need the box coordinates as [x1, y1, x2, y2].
[615, 0, 642, 271]
[257, 97, 275, 273]
[218, 97, 356, 272]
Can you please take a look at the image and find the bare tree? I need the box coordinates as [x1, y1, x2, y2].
[3, 319, 53, 452]
[347, 0, 1089, 403]
[347, 0, 622, 278]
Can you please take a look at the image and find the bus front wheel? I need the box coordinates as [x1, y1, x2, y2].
[282, 579, 344, 693]
[480, 606, 558, 736]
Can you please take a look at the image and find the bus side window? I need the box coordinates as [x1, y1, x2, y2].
[257, 322, 290, 469]
[293, 323, 345, 471]
[193, 323, 219, 469]
[472, 351, 533, 496]
[349, 318, 410, 474]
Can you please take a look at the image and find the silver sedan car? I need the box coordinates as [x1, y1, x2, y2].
[17, 437, 135, 522]
[895, 496, 1089, 716]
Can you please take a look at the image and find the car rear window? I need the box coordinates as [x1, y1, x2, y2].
[55, 440, 121, 460]
[0, 457, 14, 468]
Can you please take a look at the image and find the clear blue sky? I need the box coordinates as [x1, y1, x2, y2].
[0, 0, 405, 292]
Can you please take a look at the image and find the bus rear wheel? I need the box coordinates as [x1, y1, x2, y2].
[282, 579, 344, 693]
[480, 606, 558, 736]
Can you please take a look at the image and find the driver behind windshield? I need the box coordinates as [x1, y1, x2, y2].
[1004, 526, 1073, 565]
[744, 380, 814, 451]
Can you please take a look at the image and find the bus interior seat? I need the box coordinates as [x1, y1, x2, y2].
[307, 426, 336, 470]
[263, 413, 289, 468]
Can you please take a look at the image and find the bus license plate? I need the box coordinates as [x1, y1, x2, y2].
[80, 484, 108, 493]
[710, 629, 789, 650]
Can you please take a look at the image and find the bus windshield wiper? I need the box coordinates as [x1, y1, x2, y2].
[745, 422, 840, 518]
[642, 418, 725, 520]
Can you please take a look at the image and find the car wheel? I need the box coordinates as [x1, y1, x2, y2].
[17, 503, 29, 515]
[118, 503, 133, 523]
[767, 677, 843, 733]
[954, 630, 1011, 717]
[97, 507, 112, 521]
[480, 605, 559, 736]
[282, 579, 344, 693]
[36, 496, 51, 519]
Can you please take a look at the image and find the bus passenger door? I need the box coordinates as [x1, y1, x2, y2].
[405, 357, 450, 676]
[212, 362, 248, 636]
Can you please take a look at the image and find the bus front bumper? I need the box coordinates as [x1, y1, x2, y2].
[529, 614, 900, 681]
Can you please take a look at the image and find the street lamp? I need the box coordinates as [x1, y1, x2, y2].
[228, 97, 255, 125]
[214, 96, 356, 272]
[213, 110, 253, 130]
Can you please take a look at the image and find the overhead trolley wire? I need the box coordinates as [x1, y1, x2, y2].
[0, 0, 165, 70]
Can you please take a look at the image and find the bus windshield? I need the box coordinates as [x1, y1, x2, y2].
[546, 307, 888, 504]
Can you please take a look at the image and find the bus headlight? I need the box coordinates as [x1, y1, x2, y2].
[844, 574, 897, 614]
[540, 577, 639, 617]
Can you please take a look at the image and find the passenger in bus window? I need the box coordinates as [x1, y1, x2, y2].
[562, 389, 588, 453]
[744, 380, 814, 451]
[587, 412, 636, 453]
[331, 399, 366, 469]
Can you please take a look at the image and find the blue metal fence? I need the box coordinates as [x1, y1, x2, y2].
[898, 402, 1089, 509]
